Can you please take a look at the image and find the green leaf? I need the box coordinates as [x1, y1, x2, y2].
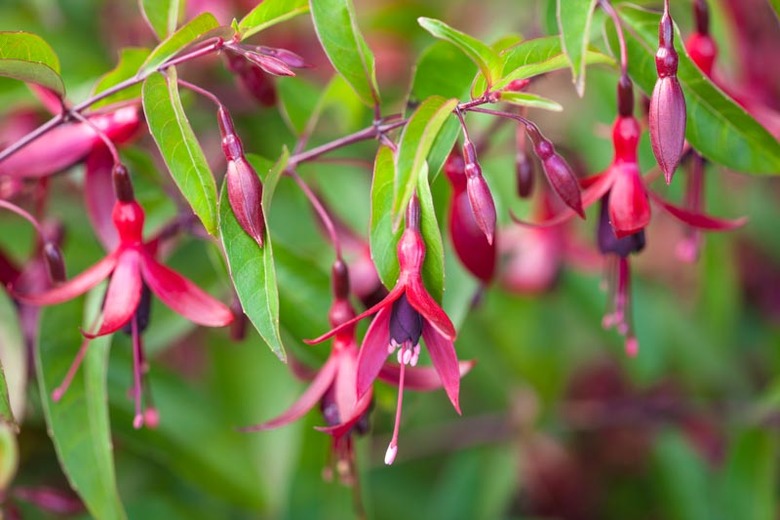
[616, 5, 780, 174]
[370, 149, 445, 301]
[143, 70, 219, 235]
[36, 298, 126, 520]
[370, 146, 403, 290]
[140, 0, 183, 40]
[91, 47, 150, 108]
[416, 162, 445, 302]
[393, 95, 458, 225]
[409, 41, 476, 103]
[0, 291, 23, 429]
[0, 425, 18, 492]
[238, 0, 309, 41]
[0, 32, 64, 96]
[557, 0, 599, 96]
[219, 152, 287, 361]
[139, 13, 233, 75]
[477, 36, 613, 93]
[499, 91, 563, 111]
[417, 17, 502, 88]
[720, 429, 776, 520]
[309, 0, 380, 107]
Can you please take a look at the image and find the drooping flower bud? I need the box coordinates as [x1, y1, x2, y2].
[685, 0, 717, 76]
[526, 124, 584, 217]
[218, 106, 266, 247]
[255, 46, 309, 69]
[515, 124, 534, 198]
[42, 241, 66, 283]
[444, 151, 496, 282]
[242, 52, 296, 77]
[650, 8, 687, 184]
[461, 141, 497, 244]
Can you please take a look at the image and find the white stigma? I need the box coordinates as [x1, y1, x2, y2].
[384, 443, 398, 465]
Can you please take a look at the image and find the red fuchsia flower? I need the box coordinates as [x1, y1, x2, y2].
[444, 149, 496, 283]
[0, 104, 141, 179]
[649, 4, 687, 184]
[307, 196, 469, 465]
[217, 106, 266, 247]
[596, 195, 646, 357]
[15, 165, 233, 427]
[686, 0, 717, 77]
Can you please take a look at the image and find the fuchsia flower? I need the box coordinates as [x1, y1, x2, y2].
[15, 165, 233, 426]
[307, 197, 469, 465]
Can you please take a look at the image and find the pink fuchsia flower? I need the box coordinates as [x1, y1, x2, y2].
[15, 165, 233, 426]
[0, 104, 141, 179]
[307, 196, 468, 465]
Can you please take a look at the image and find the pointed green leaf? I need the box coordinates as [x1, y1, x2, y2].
[140, 0, 183, 40]
[238, 0, 309, 41]
[91, 47, 150, 108]
[370, 146, 403, 290]
[371, 148, 445, 301]
[416, 162, 445, 302]
[309, 0, 380, 107]
[393, 95, 458, 225]
[557, 0, 599, 96]
[417, 17, 502, 87]
[219, 152, 287, 361]
[475, 36, 613, 93]
[143, 70, 219, 235]
[139, 13, 234, 75]
[36, 297, 126, 520]
[616, 5, 780, 174]
[0, 32, 64, 96]
[499, 91, 563, 111]
[720, 429, 776, 520]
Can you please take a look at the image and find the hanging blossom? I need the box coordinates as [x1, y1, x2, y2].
[307, 196, 470, 465]
[15, 164, 233, 427]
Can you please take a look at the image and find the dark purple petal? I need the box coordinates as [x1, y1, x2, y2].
[356, 305, 393, 399]
[405, 281, 456, 340]
[14, 253, 118, 305]
[86, 249, 143, 337]
[240, 356, 338, 431]
[421, 324, 461, 413]
[314, 392, 373, 438]
[140, 252, 234, 327]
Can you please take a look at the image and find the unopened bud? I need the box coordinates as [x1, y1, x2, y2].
[649, 75, 686, 184]
[225, 52, 277, 106]
[243, 52, 295, 77]
[112, 164, 134, 202]
[43, 242, 66, 283]
[504, 78, 530, 91]
[526, 124, 583, 217]
[226, 158, 265, 247]
[462, 141, 496, 244]
[686, 32, 717, 76]
[217, 106, 244, 161]
[256, 46, 309, 69]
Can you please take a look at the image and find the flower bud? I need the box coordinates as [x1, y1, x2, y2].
[256, 45, 309, 69]
[226, 157, 266, 248]
[42, 241, 66, 283]
[504, 78, 530, 92]
[217, 106, 244, 161]
[649, 75, 686, 184]
[526, 124, 584, 217]
[686, 33, 717, 77]
[462, 141, 497, 244]
[515, 123, 534, 198]
[650, 9, 687, 184]
[13, 486, 84, 516]
[243, 52, 295, 77]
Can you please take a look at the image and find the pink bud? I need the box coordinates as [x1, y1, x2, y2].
[227, 157, 265, 248]
[515, 153, 534, 198]
[526, 124, 584, 217]
[649, 75, 686, 184]
[217, 106, 244, 161]
[256, 45, 309, 69]
[462, 141, 497, 244]
[243, 52, 295, 77]
[13, 487, 84, 515]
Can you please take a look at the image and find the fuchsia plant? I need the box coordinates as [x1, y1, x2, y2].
[0, 0, 778, 516]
